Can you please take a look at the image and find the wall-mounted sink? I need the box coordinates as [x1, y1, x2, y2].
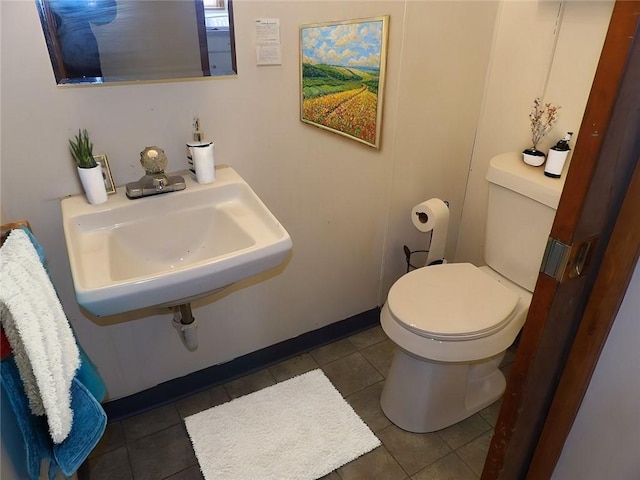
[61, 166, 292, 316]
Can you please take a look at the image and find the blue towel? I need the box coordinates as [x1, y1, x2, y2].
[75, 343, 108, 402]
[20, 227, 49, 270]
[53, 379, 107, 476]
[1, 357, 55, 480]
[0, 227, 108, 477]
[1, 357, 107, 479]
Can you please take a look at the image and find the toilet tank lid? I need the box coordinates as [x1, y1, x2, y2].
[486, 152, 564, 209]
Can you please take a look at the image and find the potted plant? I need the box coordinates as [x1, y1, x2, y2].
[523, 97, 560, 166]
[69, 129, 107, 204]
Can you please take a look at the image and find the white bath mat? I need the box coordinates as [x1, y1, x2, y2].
[184, 369, 380, 480]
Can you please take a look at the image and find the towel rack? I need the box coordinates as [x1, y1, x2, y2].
[1, 220, 31, 246]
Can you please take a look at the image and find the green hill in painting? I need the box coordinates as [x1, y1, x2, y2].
[302, 63, 380, 98]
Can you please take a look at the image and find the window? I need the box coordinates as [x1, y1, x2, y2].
[203, 0, 225, 10]
[202, 0, 229, 29]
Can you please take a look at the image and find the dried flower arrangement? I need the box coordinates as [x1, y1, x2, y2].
[523, 98, 561, 166]
[528, 97, 561, 150]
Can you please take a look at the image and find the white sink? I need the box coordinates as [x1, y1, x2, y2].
[61, 166, 292, 316]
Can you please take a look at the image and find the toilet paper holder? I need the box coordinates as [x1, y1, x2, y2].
[403, 245, 427, 272]
[403, 243, 444, 273]
[414, 200, 449, 224]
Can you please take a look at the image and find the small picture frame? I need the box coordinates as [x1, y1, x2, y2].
[94, 154, 116, 194]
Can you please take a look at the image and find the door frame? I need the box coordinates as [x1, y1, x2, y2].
[528, 122, 640, 479]
[481, 1, 640, 478]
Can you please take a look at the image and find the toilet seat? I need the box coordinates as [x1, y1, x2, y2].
[386, 263, 519, 341]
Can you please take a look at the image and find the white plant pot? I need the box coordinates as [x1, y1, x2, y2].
[77, 165, 108, 205]
[522, 148, 546, 167]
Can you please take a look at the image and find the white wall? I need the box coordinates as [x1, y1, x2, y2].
[380, 0, 498, 293]
[0, 0, 612, 399]
[1, 0, 497, 400]
[552, 259, 640, 479]
[455, 0, 614, 265]
[0, 1, 616, 476]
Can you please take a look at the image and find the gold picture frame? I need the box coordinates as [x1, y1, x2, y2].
[94, 154, 116, 194]
[300, 16, 389, 148]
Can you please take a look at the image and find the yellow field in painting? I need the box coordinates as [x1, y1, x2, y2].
[302, 88, 378, 144]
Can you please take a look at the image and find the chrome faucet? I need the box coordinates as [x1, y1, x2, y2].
[126, 172, 186, 199]
[125, 146, 186, 199]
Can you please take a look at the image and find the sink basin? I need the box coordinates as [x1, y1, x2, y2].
[61, 166, 292, 316]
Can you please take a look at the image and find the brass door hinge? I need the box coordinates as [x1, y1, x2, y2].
[541, 235, 599, 283]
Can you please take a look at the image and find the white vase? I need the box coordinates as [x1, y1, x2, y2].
[77, 165, 108, 205]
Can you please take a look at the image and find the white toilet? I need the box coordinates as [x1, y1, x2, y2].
[380, 152, 563, 433]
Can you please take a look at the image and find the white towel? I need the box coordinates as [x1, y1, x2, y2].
[0, 229, 80, 444]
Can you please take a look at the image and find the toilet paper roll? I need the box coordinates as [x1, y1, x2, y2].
[411, 198, 449, 266]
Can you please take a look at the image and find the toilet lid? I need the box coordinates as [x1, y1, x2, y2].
[386, 263, 519, 341]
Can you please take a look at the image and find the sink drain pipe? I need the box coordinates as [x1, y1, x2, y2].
[172, 303, 198, 352]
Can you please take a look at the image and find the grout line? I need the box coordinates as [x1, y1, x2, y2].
[124, 443, 136, 480]
[455, 431, 493, 478]
[452, 450, 482, 480]
[121, 404, 182, 445]
[124, 421, 184, 447]
[378, 443, 412, 479]
[160, 464, 199, 480]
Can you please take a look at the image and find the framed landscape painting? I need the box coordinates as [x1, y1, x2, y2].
[300, 16, 389, 148]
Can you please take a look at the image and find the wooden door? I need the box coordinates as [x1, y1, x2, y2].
[481, 1, 640, 478]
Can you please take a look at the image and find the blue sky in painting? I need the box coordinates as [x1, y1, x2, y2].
[301, 20, 383, 68]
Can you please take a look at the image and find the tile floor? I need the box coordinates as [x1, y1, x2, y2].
[80, 325, 516, 480]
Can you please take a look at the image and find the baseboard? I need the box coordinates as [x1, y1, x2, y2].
[103, 307, 380, 421]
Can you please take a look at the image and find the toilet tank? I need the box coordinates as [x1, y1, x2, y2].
[484, 152, 564, 292]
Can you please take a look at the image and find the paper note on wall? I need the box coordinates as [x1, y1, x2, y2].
[256, 18, 281, 66]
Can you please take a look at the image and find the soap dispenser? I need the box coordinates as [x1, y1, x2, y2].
[192, 116, 203, 143]
[187, 116, 215, 184]
[544, 132, 573, 178]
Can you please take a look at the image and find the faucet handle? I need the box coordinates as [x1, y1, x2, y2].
[140, 146, 168, 174]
